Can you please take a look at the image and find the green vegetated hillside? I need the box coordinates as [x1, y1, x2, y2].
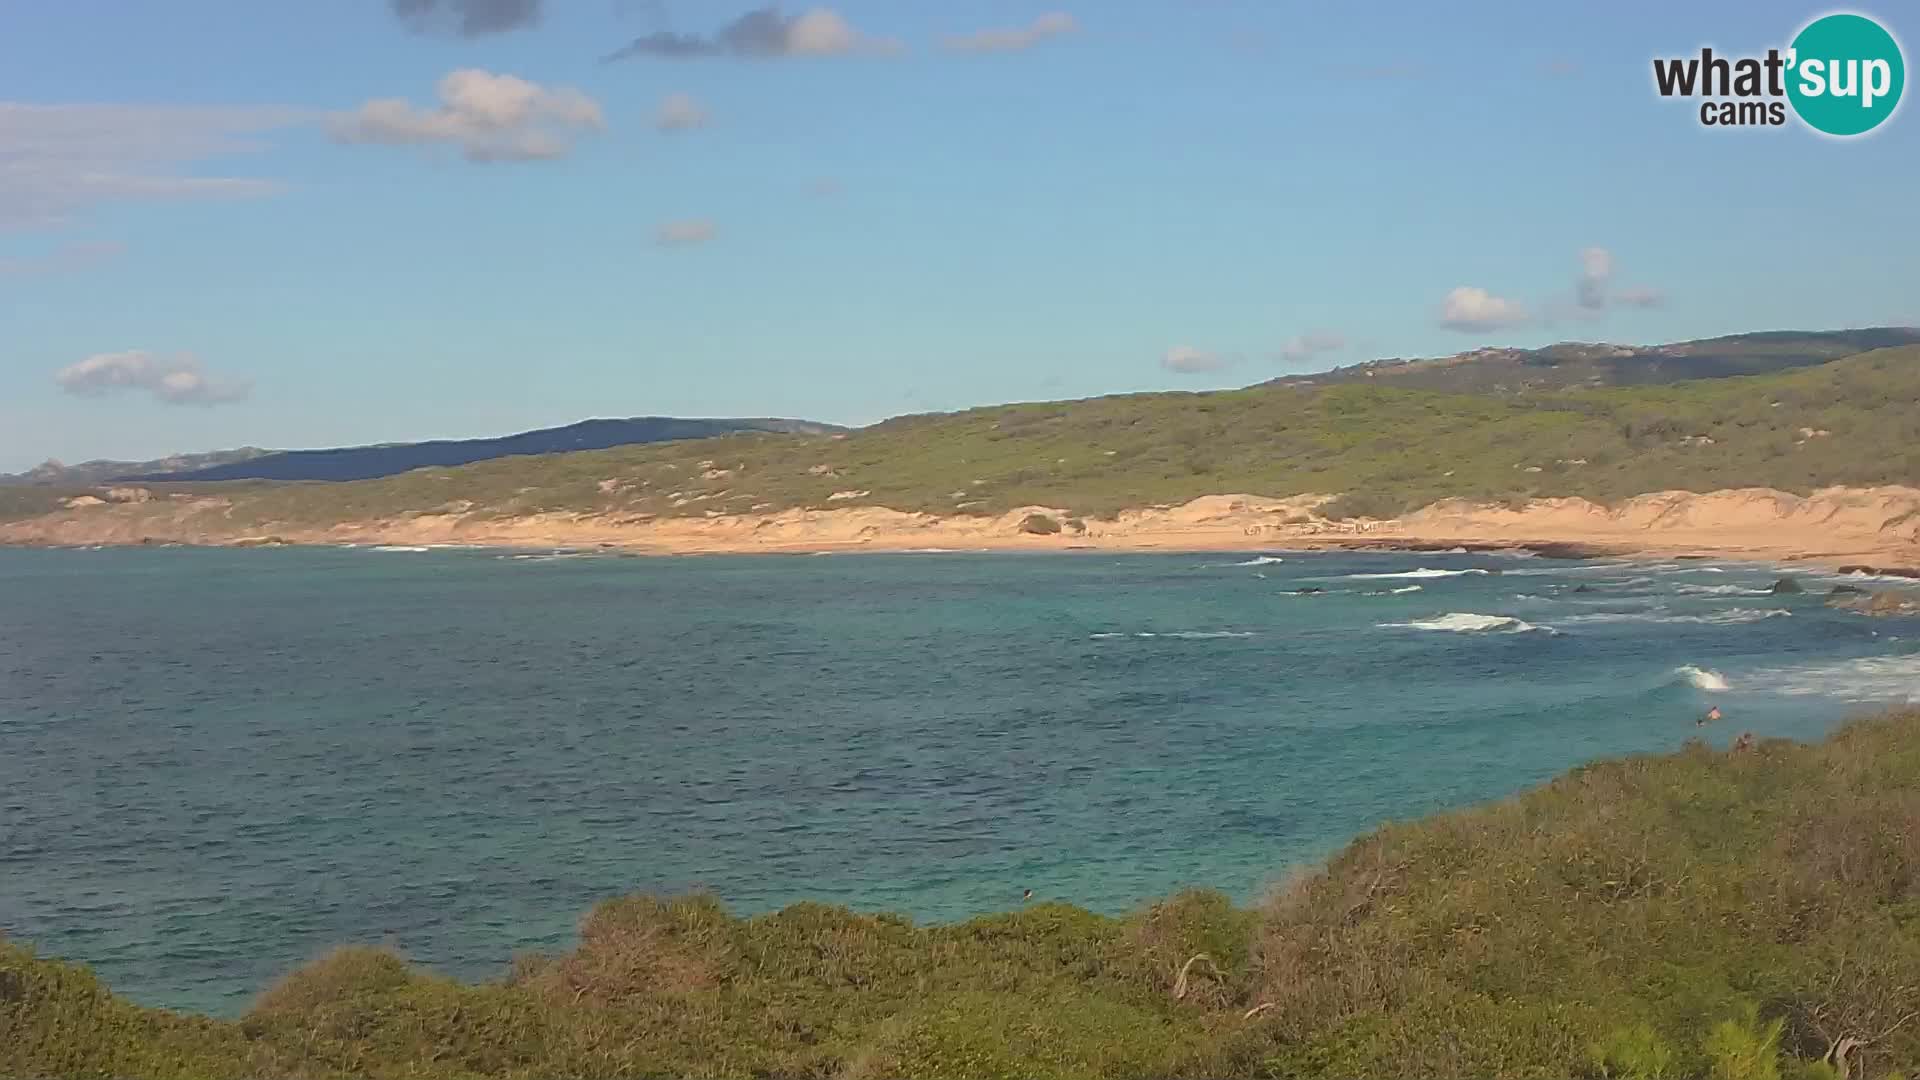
[117, 343, 1919, 530]
[5, 344, 1918, 530]
[1267, 328, 1920, 395]
[7, 710, 1918, 1079]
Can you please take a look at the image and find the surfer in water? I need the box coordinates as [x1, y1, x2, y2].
[1698, 705, 1723, 726]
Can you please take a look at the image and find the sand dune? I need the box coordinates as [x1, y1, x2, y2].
[5, 485, 1919, 568]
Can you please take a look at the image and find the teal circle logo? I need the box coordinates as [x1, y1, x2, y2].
[1787, 13, 1905, 136]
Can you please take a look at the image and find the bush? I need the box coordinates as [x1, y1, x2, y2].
[1019, 513, 1063, 535]
[7, 710, 1920, 1078]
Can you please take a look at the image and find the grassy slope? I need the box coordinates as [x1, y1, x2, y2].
[6, 710, 1918, 1079]
[17, 344, 1901, 533]
[1268, 328, 1920, 395]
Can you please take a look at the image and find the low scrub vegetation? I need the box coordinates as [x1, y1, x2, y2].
[7, 346, 1918, 530]
[5, 710, 1918, 1077]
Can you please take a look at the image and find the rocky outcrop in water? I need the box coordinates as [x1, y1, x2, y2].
[1827, 589, 1920, 617]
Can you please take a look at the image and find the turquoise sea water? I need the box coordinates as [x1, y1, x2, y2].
[2, 545, 1917, 1015]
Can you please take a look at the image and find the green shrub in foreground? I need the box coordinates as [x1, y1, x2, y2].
[4, 710, 1918, 1078]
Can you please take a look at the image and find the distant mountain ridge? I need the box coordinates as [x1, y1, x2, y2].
[1267, 328, 1920, 394]
[1, 418, 843, 487]
[0, 448, 272, 488]
[124, 417, 846, 483]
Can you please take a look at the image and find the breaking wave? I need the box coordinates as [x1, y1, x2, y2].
[1673, 665, 1731, 691]
[1739, 653, 1920, 702]
[1560, 608, 1791, 627]
[1345, 567, 1491, 580]
[1383, 612, 1551, 634]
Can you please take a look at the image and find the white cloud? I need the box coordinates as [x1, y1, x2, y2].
[330, 69, 604, 163]
[1570, 247, 1665, 313]
[1278, 331, 1345, 364]
[942, 12, 1077, 53]
[605, 7, 902, 61]
[0, 103, 300, 229]
[54, 351, 250, 406]
[1162, 344, 1227, 374]
[655, 92, 710, 132]
[1439, 286, 1529, 333]
[655, 218, 717, 246]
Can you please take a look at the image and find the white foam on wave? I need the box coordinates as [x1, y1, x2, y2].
[1739, 652, 1920, 702]
[1561, 608, 1791, 626]
[1675, 583, 1773, 597]
[370, 545, 430, 553]
[1345, 567, 1491, 580]
[1674, 664, 1731, 691]
[1383, 612, 1551, 634]
[1503, 562, 1639, 577]
[1387, 584, 1423, 594]
[1233, 555, 1287, 566]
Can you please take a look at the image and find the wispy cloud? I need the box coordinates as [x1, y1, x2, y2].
[390, 0, 541, 37]
[1439, 286, 1529, 333]
[1162, 344, 1228, 374]
[0, 103, 301, 229]
[54, 351, 251, 406]
[654, 92, 710, 131]
[942, 12, 1076, 53]
[656, 218, 717, 246]
[0, 240, 124, 276]
[331, 70, 604, 163]
[1574, 247, 1664, 312]
[1277, 331, 1346, 365]
[604, 6, 901, 61]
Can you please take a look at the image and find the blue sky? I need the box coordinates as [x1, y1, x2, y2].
[1, 1, 1915, 471]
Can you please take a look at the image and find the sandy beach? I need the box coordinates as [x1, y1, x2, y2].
[6, 484, 1920, 571]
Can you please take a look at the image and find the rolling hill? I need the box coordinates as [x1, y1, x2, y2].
[0, 417, 844, 487]
[4, 341, 1914, 539]
[0, 448, 272, 488]
[1268, 327, 1920, 395]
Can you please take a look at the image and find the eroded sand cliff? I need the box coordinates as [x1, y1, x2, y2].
[6, 486, 1920, 568]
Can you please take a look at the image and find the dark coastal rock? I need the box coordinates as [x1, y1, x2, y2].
[1828, 589, 1920, 617]
[1571, 584, 1597, 594]
[1827, 584, 1870, 597]
[1767, 577, 1803, 595]
[1836, 564, 1920, 579]
[1524, 542, 1619, 560]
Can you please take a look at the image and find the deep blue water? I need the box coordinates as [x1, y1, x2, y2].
[2, 545, 1916, 1015]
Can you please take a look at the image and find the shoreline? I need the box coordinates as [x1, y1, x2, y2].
[4, 485, 1920, 573]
